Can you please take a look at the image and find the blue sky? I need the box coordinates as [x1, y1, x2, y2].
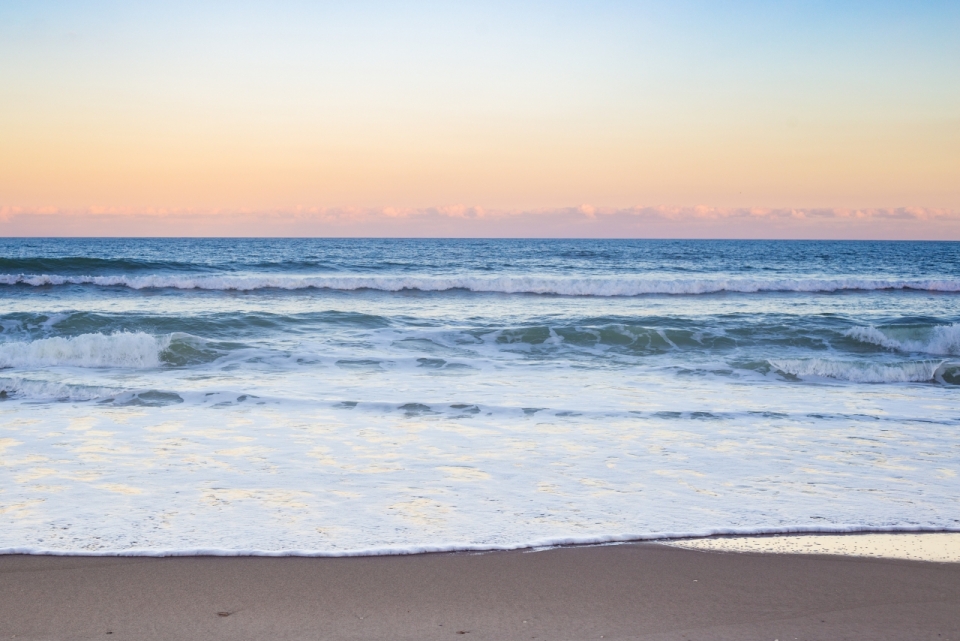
[1, 1, 958, 236]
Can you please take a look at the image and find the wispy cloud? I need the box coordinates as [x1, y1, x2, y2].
[1, 205, 957, 239]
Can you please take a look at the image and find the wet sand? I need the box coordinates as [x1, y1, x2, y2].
[1, 541, 958, 641]
[669, 532, 960, 562]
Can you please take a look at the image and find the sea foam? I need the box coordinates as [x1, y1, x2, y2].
[845, 324, 960, 356]
[3, 273, 960, 295]
[3, 525, 958, 558]
[0, 332, 167, 369]
[769, 358, 947, 383]
[4, 239, 960, 556]
[0, 376, 118, 401]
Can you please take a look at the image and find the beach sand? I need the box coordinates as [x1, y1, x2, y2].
[2, 537, 958, 641]
[669, 532, 960, 562]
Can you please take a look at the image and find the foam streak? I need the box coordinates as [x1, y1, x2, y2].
[3, 273, 960, 295]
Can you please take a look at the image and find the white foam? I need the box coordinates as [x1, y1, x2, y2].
[0, 376, 118, 401]
[2, 526, 957, 557]
[846, 324, 960, 356]
[3, 386, 958, 555]
[3, 273, 960, 295]
[0, 332, 167, 369]
[769, 358, 946, 383]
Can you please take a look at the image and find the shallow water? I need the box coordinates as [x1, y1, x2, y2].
[1, 239, 958, 554]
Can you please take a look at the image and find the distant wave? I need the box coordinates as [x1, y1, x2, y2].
[845, 324, 960, 356]
[769, 358, 948, 383]
[0, 257, 196, 274]
[3, 273, 960, 295]
[0, 332, 168, 369]
[0, 257, 337, 274]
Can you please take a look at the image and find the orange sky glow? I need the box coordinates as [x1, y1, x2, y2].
[2, 2, 958, 238]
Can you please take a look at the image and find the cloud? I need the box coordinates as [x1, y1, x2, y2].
[1, 205, 957, 239]
[578, 204, 597, 218]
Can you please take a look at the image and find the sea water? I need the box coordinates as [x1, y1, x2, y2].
[1, 238, 958, 555]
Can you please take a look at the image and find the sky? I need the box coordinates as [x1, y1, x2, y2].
[1, 1, 958, 238]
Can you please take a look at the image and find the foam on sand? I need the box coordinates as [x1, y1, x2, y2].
[668, 532, 960, 562]
[3, 273, 960, 295]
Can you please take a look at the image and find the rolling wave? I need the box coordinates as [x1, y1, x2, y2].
[0, 257, 201, 274]
[0, 310, 393, 341]
[769, 358, 949, 383]
[845, 324, 960, 356]
[0, 376, 119, 401]
[0, 257, 340, 274]
[3, 273, 960, 295]
[0, 332, 185, 369]
[0, 376, 192, 405]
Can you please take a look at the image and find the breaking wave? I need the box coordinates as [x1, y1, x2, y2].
[0, 377, 188, 405]
[845, 324, 960, 356]
[3, 273, 960, 295]
[0, 332, 169, 369]
[0, 377, 118, 401]
[769, 358, 949, 383]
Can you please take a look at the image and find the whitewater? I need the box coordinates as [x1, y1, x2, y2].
[4, 272, 960, 295]
[1, 238, 958, 555]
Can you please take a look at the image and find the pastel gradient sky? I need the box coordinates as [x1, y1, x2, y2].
[2, 1, 958, 237]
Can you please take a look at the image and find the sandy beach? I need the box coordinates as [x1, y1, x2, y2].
[2, 537, 958, 641]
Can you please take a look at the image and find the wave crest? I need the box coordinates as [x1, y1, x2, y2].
[0, 332, 168, 369]
[845, 324, 960, 356]
[769, 358, 947, 383]
[3, 273, 960, 295]
[0, 377, 118, 401]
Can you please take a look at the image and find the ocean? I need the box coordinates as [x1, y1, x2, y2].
[1, 238, 958, 555]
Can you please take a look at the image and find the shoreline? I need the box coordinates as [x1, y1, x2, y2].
[2, 538, 958, 640]
[667, 531, 960, 563]
[4, 529, 959, 561]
